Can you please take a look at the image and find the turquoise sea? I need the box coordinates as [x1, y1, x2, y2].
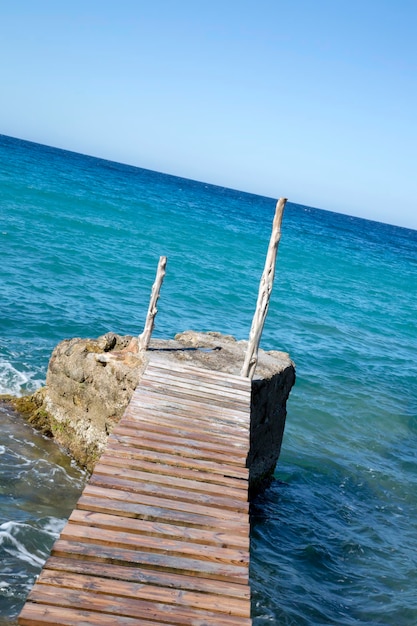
[1, 134, 416, 625]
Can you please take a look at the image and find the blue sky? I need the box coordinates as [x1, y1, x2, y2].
[1, 1, 416, 229]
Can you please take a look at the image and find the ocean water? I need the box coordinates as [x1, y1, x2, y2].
[1, 133, 416, 624]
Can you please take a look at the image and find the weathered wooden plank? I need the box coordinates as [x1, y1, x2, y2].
[104, 441, 249, 480]
[126, 406, 249, 436]
[107, 431, 248, 468]
[111, 423, 248, 459]
[90, 466, 249, 510]
[51, 540, 249, 583]
[120, 412, 249, 447]
[26, 585, 251, 625]
[130, 386, 250, 420]
[148, 357, 251, 387]
[36, 570, 251, 617]
[140, 378, 247, 412]
[82, 484, 248, 524]
[142, 369, 251, 400]
[19, 603, 154, 626]
[68, 510, 249, 550]
[144, 363, 250, 387]
[123, 404, 249, 441]
[44, 557, 251, 599]
[127, 403, 249, 434]
[93, 460, 248, 500]
[60, 524, 249, 568]
[76, 494, 249, 533]
[98, 452, 248, 491]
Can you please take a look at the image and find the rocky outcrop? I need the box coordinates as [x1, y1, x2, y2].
[9, 330, 295, 495]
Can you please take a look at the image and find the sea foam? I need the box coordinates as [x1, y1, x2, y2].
[0, 358, 31, 396]
[0, 522, 45, 568]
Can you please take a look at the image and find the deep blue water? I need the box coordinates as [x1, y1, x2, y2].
[1, 134, 416, 624]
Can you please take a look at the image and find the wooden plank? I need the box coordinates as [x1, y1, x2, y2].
[44, 557, 251, 599]
[82, 484, 248, 524]
[123, 405, 249, 441]
[51, 540, 249, 583]
[91, 465, 249, 510]
[26, 585, 251, 625]
[93, 459, 248, 500]
[111, 423, 248, 459]
[68, 510, 249, 550]
[110, 423, 248, 457]
[98, 452, 249, 491]
[76, 494, 249, 533]
[130, 387, 251, 420]
[142, 369, 251, 400]
[123, 401, 250, 431]
[19, 603, 153, 626]
[148, 357, 251, 387]
[127, 403, 249, 434]
[61, 523, 248, 567]
[107, 431, 248, 468]
[120, 413, 249, 447]
[136, 378, 247, 414]
[144, 363, 250, 387]
[104, 441, 249, 480]
[88, 473, 248, 513]
[36, 570, 250, 617]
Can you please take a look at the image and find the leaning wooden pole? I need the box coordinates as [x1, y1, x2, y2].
[138, 255, 167, 351]
[241, 198, 287, 378]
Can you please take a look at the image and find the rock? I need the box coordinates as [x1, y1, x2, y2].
[7, 330, 295, 495]
[169, 332, 296, 494]
[41, 332, 146, 469]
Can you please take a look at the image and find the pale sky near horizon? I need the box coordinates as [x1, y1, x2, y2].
[1, 1, 416, 229]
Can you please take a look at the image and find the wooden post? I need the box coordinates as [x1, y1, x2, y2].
[138, 256, 167, 351]
[241, 198, 287, 378]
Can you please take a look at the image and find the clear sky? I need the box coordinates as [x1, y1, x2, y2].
[1, 1, 416, 229]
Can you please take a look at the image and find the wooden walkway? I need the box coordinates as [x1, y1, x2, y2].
[19, 356, 252, 625]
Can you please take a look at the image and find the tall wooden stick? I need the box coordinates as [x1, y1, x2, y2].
[241, 198, 287, 378]
[138, 256, 167, 351]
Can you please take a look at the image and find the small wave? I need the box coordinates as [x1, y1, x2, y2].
[40, 517, 65, 537]
[0, 522, 45, 568]
[0, 521, 32, 536]
[0, 359, 32, 395]
[2, 446, 32, 467]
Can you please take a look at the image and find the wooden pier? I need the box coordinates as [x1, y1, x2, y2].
[19, 355, 252, 625]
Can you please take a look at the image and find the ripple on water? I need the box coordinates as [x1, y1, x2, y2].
[0, 405, 86, 622]
[251, 448, 417, 626]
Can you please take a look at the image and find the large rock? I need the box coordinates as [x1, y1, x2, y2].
[42, 332, 146, 468]
[11, 330, 296, 495]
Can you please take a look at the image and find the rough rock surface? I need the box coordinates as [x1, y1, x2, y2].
[9, 330, 296, 494]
